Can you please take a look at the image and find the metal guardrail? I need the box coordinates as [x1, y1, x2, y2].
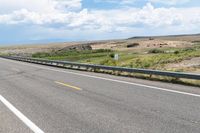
[1, 56, 200, 80]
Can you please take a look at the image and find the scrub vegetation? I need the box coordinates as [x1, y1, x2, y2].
[31, 44, 200, 86]
[32, 43, 200, 72]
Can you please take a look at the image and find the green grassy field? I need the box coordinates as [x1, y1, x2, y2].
[32, 43, 200, 73]
[0, 42, 198, 86]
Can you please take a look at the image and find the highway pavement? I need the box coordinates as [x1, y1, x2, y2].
[0, 57, 200, 133]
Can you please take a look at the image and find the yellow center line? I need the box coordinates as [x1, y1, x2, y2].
[55, 81, 82, 91]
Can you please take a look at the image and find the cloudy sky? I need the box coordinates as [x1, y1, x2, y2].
[0, 0, 200, 45]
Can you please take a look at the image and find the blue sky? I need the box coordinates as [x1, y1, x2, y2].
[0, 0, 200, 45]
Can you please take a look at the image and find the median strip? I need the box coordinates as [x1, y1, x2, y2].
[55, 81, 82, 91]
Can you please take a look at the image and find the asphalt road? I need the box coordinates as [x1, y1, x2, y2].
[0, 57, 200, 133]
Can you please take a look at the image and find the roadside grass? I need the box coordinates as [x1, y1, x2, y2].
[81, 47, 200, 72]
[32, 49, 113, 62]
[32, 46, 200, 72]
[31, 45, 200, 86]
[129, 48, 200, 70]
[1, 45, 199, 86]
[100, 70, 200, 87]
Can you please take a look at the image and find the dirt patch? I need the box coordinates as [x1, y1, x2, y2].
[91, 39, 192, 50]
[166, 57, 200, 73]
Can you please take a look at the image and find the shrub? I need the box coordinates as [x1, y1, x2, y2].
[95, 49, 112, 53]
[148, 49, 164, 54]
[182, 47, 195, 52]
[126, 43, 139, 48]
[174, 50, 180, 54]
[32, 52, 50, 58]
[99, 59, 117, 66]
[109, 53, 115, 58]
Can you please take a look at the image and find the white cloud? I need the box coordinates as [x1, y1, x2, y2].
[0, 2, 200, 33]
[94, 0, 136, 5]
[0, 1, 200, 43]
[0, 0, 82, 14]
[95, 0, 191, 5]
[54, 0, 82, 11]
[149, 0, 191, 5]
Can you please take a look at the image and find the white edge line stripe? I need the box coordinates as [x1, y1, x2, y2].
[1, 58, 200, 98]
[0, 95, 44, 133]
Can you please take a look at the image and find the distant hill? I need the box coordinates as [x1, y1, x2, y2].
[128, 33, 200, 41]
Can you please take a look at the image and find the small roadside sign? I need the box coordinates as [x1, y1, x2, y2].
[114, 54, 119, 61]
